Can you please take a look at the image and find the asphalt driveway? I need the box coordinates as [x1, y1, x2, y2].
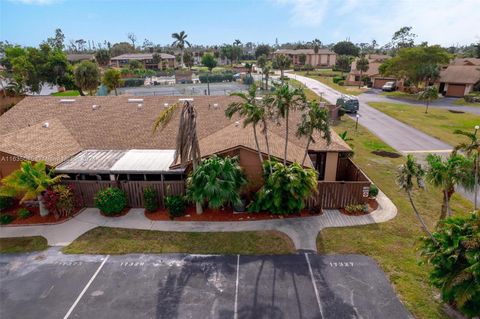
[0, 249, 412, 319]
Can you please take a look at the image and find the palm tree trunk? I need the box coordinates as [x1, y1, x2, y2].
[265, 74, 269, 90]
[38, 194, 49, 217]
[358, 71, 362, 89]
[192, 159, 203, 215]
[252, 124, 264, 167]
[207, 71, 211, 95]
[284, 108, 289, 165]
[440, 189, 448, 220]
[407, 190, 437, 243]
[302, 136, 312, 166]
[181, 49, 185, 68]
[114, 87, 118, 96]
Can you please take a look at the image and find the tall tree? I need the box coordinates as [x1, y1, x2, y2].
[257, 54, 268, 89]
[391, 26, 417, 49]
[74, 60, 100, 96]
[153, 100, 203, 214]
[46, 28, 65, 51]
[95, 49, 111, 66]
[255, 44, 271, 59]
[356, 55, 369, 88]
[335, 55, 352, 75]
[312, 38, 322, 53]
[171, 31, 191, 68]
[333, 41, 360, 56]
[296, 100, 331, 166]
[102, 68, 122, 96]
[127, 33, 137, 49]
[110, 42, 135, 57]
[272, 54, 291, 82]
[201, 53, 217, 95]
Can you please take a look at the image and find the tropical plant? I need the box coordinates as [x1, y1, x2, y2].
[272, 54, 291, 82]
[420, 213, 480, 317]
[143, 187, 158, 213]
[267, 83, 306, 165]
[356, 55, 369, 88]
[396, 155, 436, 241]
[171, 31, 191, 68]
[418, 86, 439, 114]
[102, 68, 123, 96]
[249, 161, 318, 215]
[153, 100, 203, 214]
[0, 161, 66, 217]
[256, 54, 268, 89]
[369, 184, 379, 198]
[425, 153, 474, 219]
[201, 53, 217, 95]
[187, 155, 247, 209]
[455, 127, 480, 211]
[17, 208, 31, 219]
[165, 195, 186, 220]
[0, 214, 14, 225]
[296, 100, 331, 165]
[94, 187, 127, 216]
[74, 60, 100, 96]
[42, 184, 76, 218]
[95, 49, 111, 66]
[0, 196, 14, 211]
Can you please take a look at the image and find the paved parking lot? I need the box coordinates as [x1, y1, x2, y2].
[0, 249, 411, 319]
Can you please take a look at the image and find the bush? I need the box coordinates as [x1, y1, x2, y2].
[293, 64, 314, 72]
[0, 214, 14, 225]
[420, 213, 480, 317]
[165, 195, 186, 220]
[345, 204, 368, 214]
[198, 72, 234, 83]
[43, 185, 76, 218]
[121, 78, 145, 87]
[332, 75, 345, 84]
[143, 187, 158, 213]
[0, 196, 14, 211]
[248, 161, 318, 215]
[94, 187, 127, 216]
[18, 208, 31, 219]
[464, 92, 480, 103]
[369, 184, 379, 198]
[337, 80, 345, 86]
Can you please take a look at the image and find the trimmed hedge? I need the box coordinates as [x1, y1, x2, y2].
[143, 187, 158, 213]
[199, 73, 234, 83]
[94, 187, 127, 216]
[121, 78, 145, 87]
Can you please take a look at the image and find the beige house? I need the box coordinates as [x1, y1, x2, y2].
[439, 58, 480, 97]
[110, 53, 176, 70]
[273, 49, 337, 67]
[346, 54, 397, 88]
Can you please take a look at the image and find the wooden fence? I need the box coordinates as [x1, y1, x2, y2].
[308, 181, 371, 209]
[63, 180, 185, 208]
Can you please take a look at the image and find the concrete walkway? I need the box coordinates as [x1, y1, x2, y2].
[0, 192, 396, 252]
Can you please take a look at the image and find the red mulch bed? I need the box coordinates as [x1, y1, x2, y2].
[1, 201, 82, 226]
[145, 205, 321, 222]
[340, 198, 378, 216]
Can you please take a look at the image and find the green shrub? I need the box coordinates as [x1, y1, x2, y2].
[165, 195, 186, 220]
[121, 78, 145, 87]
[198, 72, 234, 83]
[464, 93, 480, 103]
[369, 184, 379, 198]
[187, 155, 247, 209]
[143, 187, 158, 213]
[18, 208, 31, 219]
[94, 187, 127, 216]
[0, 214, 14, 225]
[345, 204, 368, 214]
[420, 213, 480, 317]
[332, 75, 345, 84]
[0, 196, 14, 211]
[337, 80, 345, 86]
[248, 161, 318, 215]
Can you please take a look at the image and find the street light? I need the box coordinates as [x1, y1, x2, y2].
[355, 114, 360, 131]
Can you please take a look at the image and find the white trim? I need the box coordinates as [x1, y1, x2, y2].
[234, 254, 240, 319]
[305, 253, 324, 318]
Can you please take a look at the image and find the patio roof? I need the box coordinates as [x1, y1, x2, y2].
[110, 149, 182, 174]
[55, 150, 127, 174]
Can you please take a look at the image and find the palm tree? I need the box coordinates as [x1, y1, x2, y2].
[153, 100, 203, 214]
[272, 54, 292, 83]
[171, 31, 191, 68]
[418, 86, 439, 114]
[396, 155, 437, 242]
[296, 101, 331, 166]
[454, 126, 480, 211]
[0, 161, 67, 216]
[425, 153, 474, 219]
[256, 54, 268, 89]
[356, 55, 369, 88]
[201, 53, 217, 96]
[263, 64, 272, 91]
[268, 83, 307, 165]
[102, 69, 123, 96]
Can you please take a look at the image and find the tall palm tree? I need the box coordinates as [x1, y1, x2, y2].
[171, 31, 191, 68]
[153, 100, 203, 214]
[356, 55, 369, 88]
[454, 127, 480, 211]
[296, 101, 332, 166]
[425, 153, 474, 219]
[268, 83, 306, 165]
[0, 161, 67, 216]
[396, 155, 437, 242]
[272, 54, 292, 83]
[263, 64, 271, 90]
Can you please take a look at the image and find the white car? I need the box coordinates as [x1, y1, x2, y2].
[382, 81, 396, 92]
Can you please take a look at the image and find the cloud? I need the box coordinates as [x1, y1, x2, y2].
[273, 0, 329, 27]
[7, 0, 61, 5]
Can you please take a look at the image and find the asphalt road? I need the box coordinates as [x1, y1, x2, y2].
[0, 249, 411, 319]
[288, 74, 452, 153]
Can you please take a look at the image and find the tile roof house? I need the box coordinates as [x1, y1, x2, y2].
[0, 96, 352, 186]
[273, 49, 337, 67]
[439, 62, 480, 97]
[110, 53, 176, 70]
[346, 54, 397, 89]
[67, 53, 95, 63]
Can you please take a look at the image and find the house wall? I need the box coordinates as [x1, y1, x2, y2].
[0, 151, 23, 179]
[324, 152, 339, 181]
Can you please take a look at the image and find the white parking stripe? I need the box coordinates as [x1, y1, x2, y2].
[305, 253, 324, 319]
[63, 255, 110, 319]
[234, 254, 240, 319]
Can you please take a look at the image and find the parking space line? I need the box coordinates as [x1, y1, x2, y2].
[63, 255, 110, 319]
[234, 254, 240, 319]
[305, 253, 324, 319]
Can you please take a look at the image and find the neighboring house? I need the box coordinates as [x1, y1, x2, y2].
[273, 49, 337, 68]
[110, 53, 176, 70]
[438, 59, 480, 97]
[67, 53, 95, 64]
[346, 54, 397, 88]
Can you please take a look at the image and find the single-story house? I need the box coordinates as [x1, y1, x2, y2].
[273, 49, 337, 68]
[110, 53, 176, 70]
[438, 61, 480, 97]
[346, 54, 398, 88]
[0, 96, 370, 208]
[67, 53, 95, 64]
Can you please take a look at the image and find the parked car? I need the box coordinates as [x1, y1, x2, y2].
[336, 95, 359, 113]
[382, 81, 396, 92]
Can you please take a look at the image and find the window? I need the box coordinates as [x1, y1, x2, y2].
[163, 174, 183, 181]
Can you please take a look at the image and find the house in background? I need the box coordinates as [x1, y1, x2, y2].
[67, 53, 96, 64]
[273, 49, 337, 68]
[438, 59, 480, 97]
[110, 53, 176, 70]
[346, 54, 398, 89]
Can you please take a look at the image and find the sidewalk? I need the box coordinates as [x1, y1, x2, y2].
[0, 192, 396, 252]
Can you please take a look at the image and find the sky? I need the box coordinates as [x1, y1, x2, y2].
[1, 0, 479, 48]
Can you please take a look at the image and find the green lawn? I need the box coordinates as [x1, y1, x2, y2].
[0, 236, 49, 253]
[295, 71, 367, 96]
[321, 118, 473, 318]
[368, 102, 480, 146]
[62, 227, 295, 255]
[51, 90, 80, 96]
[381, 91, 420, 101]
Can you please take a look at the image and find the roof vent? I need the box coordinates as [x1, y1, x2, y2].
[137, 103, 143, 109]
[213, 103, 219, 109]
[163, 103, 169, 108]
[128, 98, 144, 103]
[59, 99, 75, 104]
[92, 104, 100, 110]
[178, 98, 194, 102]
[42, 122, 49, 128]
[235, 121, 240, 127]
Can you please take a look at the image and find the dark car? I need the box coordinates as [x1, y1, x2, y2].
[336, 95, 359, 113]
